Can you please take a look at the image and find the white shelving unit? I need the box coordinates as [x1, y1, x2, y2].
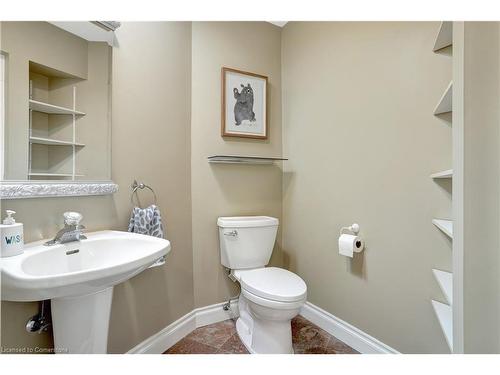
[28, 172, 84, 178]
[28, 74, 86, 180]
[433, 22, 453, 52]
[430, 169, 453, 179]
[433, 269, 453, 304]
[29, 99, 85, 116]
[29, 136, 85, 147]
[432, 300, 453, 351]
[432, 219, 453, 239]
[434, 81, 453, 115]
[431, 21, 454, 353]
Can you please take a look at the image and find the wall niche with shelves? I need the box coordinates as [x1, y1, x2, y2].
[28, 61, 86, 180]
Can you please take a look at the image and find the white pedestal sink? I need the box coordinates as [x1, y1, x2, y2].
[0, 230, 171, 353]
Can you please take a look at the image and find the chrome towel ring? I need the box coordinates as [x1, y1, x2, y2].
[131, 180, 157, 207]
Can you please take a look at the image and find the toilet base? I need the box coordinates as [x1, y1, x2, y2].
[236, 318, 256, 354]
[236, 294, 296, 354]
[236, 317, 294, 354]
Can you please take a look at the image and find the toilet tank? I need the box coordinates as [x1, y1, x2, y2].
[217, 216, 279, 269]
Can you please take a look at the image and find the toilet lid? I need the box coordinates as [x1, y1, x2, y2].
[239, 267, 307, 303]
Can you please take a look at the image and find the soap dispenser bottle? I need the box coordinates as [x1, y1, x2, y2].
[0, 210, 24, 257]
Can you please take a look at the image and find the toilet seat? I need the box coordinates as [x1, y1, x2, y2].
[241, 288, 306, 310]
[234, 267, 307, 303]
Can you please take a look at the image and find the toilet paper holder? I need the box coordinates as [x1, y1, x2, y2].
[340, 223, 360, 236]
[338, 223, 364, 255]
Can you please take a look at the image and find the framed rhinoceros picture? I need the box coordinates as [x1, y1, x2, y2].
[221, 67, 268, 139]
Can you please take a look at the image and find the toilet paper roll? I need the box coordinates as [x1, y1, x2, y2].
[338, 234, 364, 258]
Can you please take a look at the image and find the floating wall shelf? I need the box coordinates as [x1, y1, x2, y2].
[433, 269, 453, 305]
[432, 219, 453, 239]
[434, 82, 453, 115]
[29, 99, 86, 116]
[433, 21, 453, 52]
[208, 155, 288, 165]
[431, 300, 453, 351]
[430, 169, 453, 179]
[30, 136, 85, 147]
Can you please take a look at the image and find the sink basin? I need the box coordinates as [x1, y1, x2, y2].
[0, 230, 171, 353]
[1, 230, 170, 301]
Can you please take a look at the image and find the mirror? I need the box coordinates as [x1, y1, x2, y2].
[0, 21, 112, 189]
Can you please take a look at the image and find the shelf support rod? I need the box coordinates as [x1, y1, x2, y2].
[72, 86, 76, 181]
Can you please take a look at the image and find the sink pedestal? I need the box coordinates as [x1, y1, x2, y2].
[51, 287, 113, 354]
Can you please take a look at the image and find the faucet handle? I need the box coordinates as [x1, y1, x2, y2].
[64, 212, 83, 226]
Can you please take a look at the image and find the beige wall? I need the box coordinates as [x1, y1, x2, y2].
[107, 21, 193, 353]
[460, 22, 500, 353]
[75, 42, 112, 180]
[190, 22, 283, 307]
[281, 22, 453, 353]
[0, 22, 194, 353]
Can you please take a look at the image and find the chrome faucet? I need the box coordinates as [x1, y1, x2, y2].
[44, 212, 87, 246]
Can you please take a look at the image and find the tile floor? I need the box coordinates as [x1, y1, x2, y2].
[164, 315, 358, 354]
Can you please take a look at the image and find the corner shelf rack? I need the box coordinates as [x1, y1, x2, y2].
[431, 300, 453, 350]
[431, 21, 454, 352]
[28, 172, 84, 178]
[433, 21, 453, 52]
[432, 219, 453, 239]
[208, 155, 288, 165]
[433, 269, 453, 304]
[434, 81, 453, 115]
[29, 99, 86, 116]
[28, 61, 87, 181]
[430, 169, 453, 179]
[29, 136, 85, 147]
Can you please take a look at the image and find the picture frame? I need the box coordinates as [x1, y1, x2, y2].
[221, 67, 268, 139]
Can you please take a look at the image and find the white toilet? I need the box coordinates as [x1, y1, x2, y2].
[218, 216, 307, 354]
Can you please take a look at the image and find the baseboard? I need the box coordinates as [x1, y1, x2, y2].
[127, 300, 239, 354]
[126, 310, 197, 354]
[194, 300, 239, 327]
[128, 300, 397, 354]
[299, 302, 399, 354]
